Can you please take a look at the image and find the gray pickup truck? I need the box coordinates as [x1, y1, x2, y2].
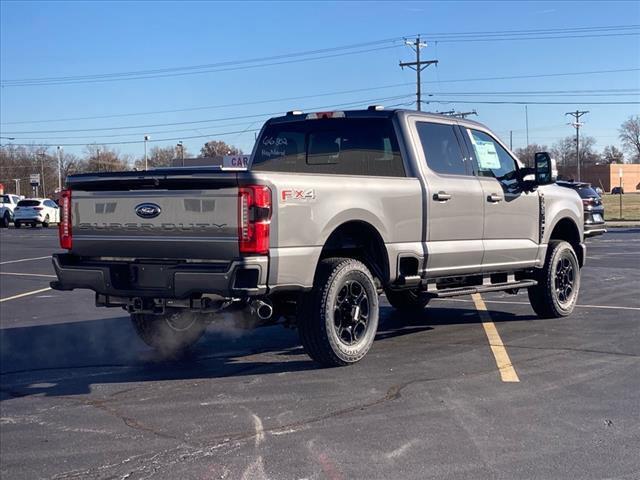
[52, 108, 585, 366]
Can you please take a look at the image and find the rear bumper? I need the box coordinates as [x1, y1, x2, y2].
[584, 222, 607, 237]
[50, 253, 268, 299]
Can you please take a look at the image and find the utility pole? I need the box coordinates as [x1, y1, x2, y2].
[37, 151, 47, 197]
[399, 36, 438, 111]
[525, 105, 529, 147]
[510, 130, 513, 150]
[565, 110, 589, 182]
[13, 178, 20, 196]
[56, 146, 63, 191]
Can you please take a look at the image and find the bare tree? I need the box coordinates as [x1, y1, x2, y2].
[513, 143, 548, 167]
[619, 115, 640, 163]
[601, 145, 624, 164]
[83, 145, 130, 172]
[134, 146, 178, 169]
[199, 140, 241, 158]
[551, 135, 600, 173]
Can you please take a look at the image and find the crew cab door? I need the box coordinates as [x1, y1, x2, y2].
[409, 119, 484, 276]
[462, 128, 540, 271]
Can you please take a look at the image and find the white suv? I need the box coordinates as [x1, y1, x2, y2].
[13, 198, 60, 228]
[0, 194, 22, 227]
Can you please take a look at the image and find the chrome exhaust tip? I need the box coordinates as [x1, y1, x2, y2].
[250, 299, 273, 321]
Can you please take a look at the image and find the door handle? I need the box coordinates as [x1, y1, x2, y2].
[487, 193, 503, 203]
[433, 191, 452, 201]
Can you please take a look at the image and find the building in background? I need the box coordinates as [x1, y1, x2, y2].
[558, 164, 640, 192]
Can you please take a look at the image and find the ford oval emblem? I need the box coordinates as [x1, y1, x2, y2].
[135, 203, 161, 219]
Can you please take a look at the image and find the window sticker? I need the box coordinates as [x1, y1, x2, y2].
[469, 132, 501, 170]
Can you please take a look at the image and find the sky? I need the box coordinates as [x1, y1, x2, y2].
[1, 0, 639, 160]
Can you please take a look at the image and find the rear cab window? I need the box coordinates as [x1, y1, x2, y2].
[252, 117, 406, 177]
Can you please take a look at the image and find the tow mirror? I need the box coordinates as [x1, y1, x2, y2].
[534, 152, 558, 185]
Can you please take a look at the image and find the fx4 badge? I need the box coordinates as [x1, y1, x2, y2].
[281, 188, 316, 202]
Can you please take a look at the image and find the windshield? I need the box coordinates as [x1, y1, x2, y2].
[17, 200, 41, 207]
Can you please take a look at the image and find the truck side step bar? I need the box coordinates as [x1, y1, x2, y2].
[425, 279, 538, 298]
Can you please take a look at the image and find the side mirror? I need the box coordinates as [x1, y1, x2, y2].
[534, 152, 558, 185]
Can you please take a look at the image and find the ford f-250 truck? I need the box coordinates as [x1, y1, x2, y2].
[51, 108, 585, 366]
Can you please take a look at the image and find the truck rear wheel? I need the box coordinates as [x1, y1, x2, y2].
[131, 310, 207, 356]
[528, 240, 580, 318]
[384, 289, 430, 313]
[298, 258, 379, 367]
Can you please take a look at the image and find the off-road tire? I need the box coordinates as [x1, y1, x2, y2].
[298, 257, 379, 367]
[131, 310, 207, 356]
[528, 240, 580, 318]
[42, 215, 50, 228]
[384, 288, 431, 313]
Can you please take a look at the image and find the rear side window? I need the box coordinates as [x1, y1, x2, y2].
[0, 195, 9, 204]
[416, 122, 468, 176]
[252, 118, 405, 177]
[17, 200, 41, 207]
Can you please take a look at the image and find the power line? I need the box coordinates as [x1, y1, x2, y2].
[2, 24, 637, 87]
[427, 99, 640, 105]
[1, 45, 403, 87]
[3, 67, 638, 126]
[1, 94, 415, 144]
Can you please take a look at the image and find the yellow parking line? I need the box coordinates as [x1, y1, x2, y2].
[0, 287, 53, 303]
[472, 293, 520, 383]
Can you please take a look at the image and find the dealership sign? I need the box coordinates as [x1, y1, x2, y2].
[222, 155, 250, 170]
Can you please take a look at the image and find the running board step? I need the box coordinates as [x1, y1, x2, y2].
[427, 280, 538, 298]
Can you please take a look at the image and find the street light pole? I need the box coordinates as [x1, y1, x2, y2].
[177, 141, 184, 167]
[56, 146, 63, 191]
[144, 135, 150, 170]
[12, 178, 20, 196]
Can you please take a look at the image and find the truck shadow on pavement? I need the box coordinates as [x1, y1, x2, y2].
[0, 304, 537, 400]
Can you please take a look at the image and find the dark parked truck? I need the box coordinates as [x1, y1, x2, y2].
[52, 108, 585, 366]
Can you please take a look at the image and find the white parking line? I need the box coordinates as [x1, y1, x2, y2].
[440, 297, 640, 312]
[472, 293, 520, 383]
[0, 287, 53, 303]
[0, 256, 51, 265]
[0, 272, 56, 278]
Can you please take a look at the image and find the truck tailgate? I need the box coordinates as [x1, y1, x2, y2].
[67, 170, 239, 260]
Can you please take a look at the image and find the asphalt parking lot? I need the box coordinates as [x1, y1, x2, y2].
[1, 228, 639, 480]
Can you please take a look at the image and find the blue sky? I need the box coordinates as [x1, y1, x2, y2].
[1, 0, 639, 159]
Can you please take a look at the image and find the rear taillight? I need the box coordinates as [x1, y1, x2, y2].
[59, 189, 72, 249]
[238, 185, 271, 255]
[34, 207, 44, 211]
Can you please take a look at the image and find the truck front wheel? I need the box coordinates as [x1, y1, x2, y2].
[528, 240, 580, 318]
[131, 310, 207, 356]
[298, 258, 379, 367]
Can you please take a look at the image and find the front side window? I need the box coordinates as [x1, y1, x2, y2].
[467, 129, 518, 187]
[416, 122, 468, 176]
